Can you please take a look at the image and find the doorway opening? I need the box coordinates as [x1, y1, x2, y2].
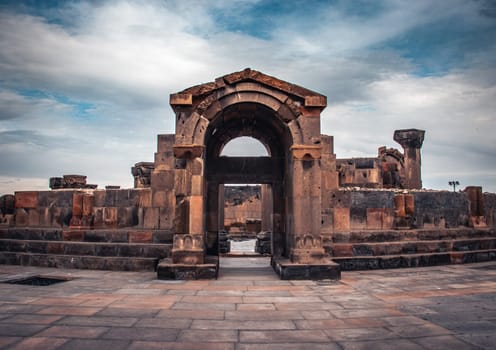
[218, 137, 272, 257]
[204, 102, 291, 275]
[222, 184, 274, 256]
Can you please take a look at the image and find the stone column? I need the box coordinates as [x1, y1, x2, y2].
[149, 134, 176, 230]
[465, 186, 486, 227]
[288, 145, 326, 264]
[171, 144, 206, 264]
[272, 181, 285, 257]
[261, 184, 273, 232]
[172, 145, 205, 234]
[394, 129, 425, 189]
[205, 181, 221, 255]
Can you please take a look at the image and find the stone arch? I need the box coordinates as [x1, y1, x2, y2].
[167, 69, 338, 279]
[379, 147, 406, 188]
[180, 90, 305, 148]
[202, 101, 292, 256]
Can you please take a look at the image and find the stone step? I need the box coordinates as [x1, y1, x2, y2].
[330, 238, 496, 257]
[0, 228, 173, 244]
[0, 239, 171, 259]
[0, 252, 158, 271]
[333, 249, 496, 271]
[331, 228, 496, 243]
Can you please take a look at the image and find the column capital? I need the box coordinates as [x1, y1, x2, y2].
[290, 144, 322, 160]
[394, 129, 425, 149]
[173, 144, 204, 159]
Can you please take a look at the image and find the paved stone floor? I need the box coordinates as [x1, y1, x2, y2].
[0, 257, 495, 350]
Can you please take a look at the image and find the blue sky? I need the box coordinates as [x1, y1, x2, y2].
[0, 0, 495, 193]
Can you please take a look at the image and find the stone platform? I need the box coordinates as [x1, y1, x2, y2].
[0, 258, 495, 349]
[0, 228, 172, 272]
[329, 227, 496, 271]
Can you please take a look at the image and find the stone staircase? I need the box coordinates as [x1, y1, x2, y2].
[0, 228, 172, 271]
[328, 228, 496, 271]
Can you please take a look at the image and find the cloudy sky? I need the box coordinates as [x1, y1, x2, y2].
[0, 0, 495, 194]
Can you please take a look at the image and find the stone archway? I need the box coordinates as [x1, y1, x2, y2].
[204, 102, 290, 258]
[157, 68, 341, 280]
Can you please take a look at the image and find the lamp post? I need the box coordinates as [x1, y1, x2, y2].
[448, 180, 460, 192]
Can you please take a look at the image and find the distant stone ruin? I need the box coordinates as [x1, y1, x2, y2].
[1, 69, 495, 279]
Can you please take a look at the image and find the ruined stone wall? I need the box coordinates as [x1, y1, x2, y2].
[336, 158, 383, 188]
[323, 188, 496, 236]
[224, 198, 261, 231]
[413, 191, 469, 228]
[335, 129, 424, 190]
[223, 186, 261, 230]
[12, 191, 74, 228]
[6, 188, 162, 230]
[326, 190, 396, 233]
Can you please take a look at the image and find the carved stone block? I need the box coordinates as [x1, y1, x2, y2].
[15, 191, 39, 209]
[333, 207, 350, 232]
[172, 234, 204, 264]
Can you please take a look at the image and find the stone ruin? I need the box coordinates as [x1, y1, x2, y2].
[0, 68, 495, 279]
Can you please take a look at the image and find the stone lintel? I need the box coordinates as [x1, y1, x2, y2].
[170, 93, 193, 106]
[291, 144, 322, 160]
[304, 95, 327, 107]
[173, 144, 204, 159]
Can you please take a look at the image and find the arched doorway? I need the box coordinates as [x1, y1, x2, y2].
[164, 68, 340, 279]
[204, 103, 290, 259]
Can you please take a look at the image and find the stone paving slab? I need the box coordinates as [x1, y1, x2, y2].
[0, 258, 495, 349]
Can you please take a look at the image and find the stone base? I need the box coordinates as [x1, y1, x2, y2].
[157, 255, 219, 280]
[271, 257, 341, 280]
[172, 250, 204, 264]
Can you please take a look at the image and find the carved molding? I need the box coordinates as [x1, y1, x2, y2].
[291, 144, 322, 160]
[304, 95, 326, 107]
[173, 144, 204, 159]
[170, 93, 193, 106]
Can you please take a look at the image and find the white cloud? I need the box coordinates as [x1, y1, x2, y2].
[0, 0, 495, 194]
[325, 71, 496, 191]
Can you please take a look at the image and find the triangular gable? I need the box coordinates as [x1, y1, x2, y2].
[171, 68, 326, 107]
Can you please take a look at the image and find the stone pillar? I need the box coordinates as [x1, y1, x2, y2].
[394, 129, 425, 189]
[70, 192, 83, 228]
[149, 134, 176, 230]
[172, 144, 206, 264]
[261, 184, 273, 232]
[70, 192, 94, 229]
[205, 181, 220, 255]
[465, 186, 486, 227]
[218, 184, 225, 231]
[272, 181, 285, 257]
[288, 145, 326, 264]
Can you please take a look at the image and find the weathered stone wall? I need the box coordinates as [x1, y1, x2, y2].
[325, 190, 396, 233]
[323, 189, 496, 234]
[336, 158, 383, 188]
[13, 191, 74, 228]
[224, 186, 261, 230]
[8, 188, 158, 230]
[413, 191, 469, 228]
